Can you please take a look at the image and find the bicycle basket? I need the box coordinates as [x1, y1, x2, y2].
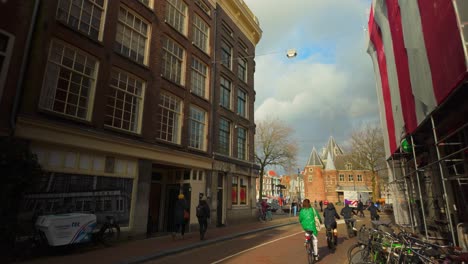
[358, 227, 371, 243]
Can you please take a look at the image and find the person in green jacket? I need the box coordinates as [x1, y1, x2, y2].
[299, 198, 322, 261]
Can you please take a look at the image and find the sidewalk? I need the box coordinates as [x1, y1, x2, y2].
[22, 213, 299, 264]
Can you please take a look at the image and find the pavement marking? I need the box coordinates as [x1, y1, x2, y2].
[210, 231, 303, 264]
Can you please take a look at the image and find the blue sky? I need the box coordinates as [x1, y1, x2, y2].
[243, 0, 378, 173]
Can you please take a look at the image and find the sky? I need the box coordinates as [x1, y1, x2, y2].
[243, 0, 379, 173]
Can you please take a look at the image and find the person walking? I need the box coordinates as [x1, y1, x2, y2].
[292, 200, 298, 217]
[314, 200, 318, 209]
[299, 199, 322, 261]
[172, 193, 189, 240]
[319, 200, 323, 212]
[196, 196, 210, 240]
[323, 202, 340, 246]
[357, 200, 365, 217]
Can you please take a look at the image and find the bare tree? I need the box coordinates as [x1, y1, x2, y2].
[255, 118, 298, 201]
[348, 123, 386, 200]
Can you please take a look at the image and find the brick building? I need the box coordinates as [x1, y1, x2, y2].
[0, 0, 261, 237]
[302, 137, 376, 205]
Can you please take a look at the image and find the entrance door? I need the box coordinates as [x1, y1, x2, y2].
[217, 189, 223, 227]
[164, 185, 179, 232]
[148, 182, 161, 233]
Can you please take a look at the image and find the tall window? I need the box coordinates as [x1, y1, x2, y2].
[220, 77, 231, 109]
[346, 163, 353, 170]
[138, 0, 152, 8]
[165, 0, 187, 35]
[237, 127, 247, 160]
[357, 174, 362, 182]
[157, 92, 182, 144]
[339, 174, 344, 181]
[308, 175, 312, 182]
[162, 37, 185, 85]
[115, 6, 149, 65]
[195, 0, 210, 15]
[0, 30, 14, 101]
[189, 106, 206, 150]
[238, 58, 247, 82]
[105, 68, 145, 133]
[191, 57, 208, 99]
[221, 41, 232, 69]
[219, 118, 231, 155]
[192, 15, 209, 53]
[348, 175, 354, 181]
[232, 176, 247, 205]
[56, 0, 106, 41]
[39, 40, 98, 120]
[237, 89, 247, 117]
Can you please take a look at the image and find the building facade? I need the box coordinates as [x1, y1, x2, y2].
[302, 137, 375, 205]
[1, 0, 261, 236]
[367, 0, 467, 247]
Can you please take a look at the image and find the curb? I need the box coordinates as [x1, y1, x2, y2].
[119, 220, 299, 264]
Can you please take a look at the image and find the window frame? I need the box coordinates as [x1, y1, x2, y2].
[339, 174, 344, 181]
[165, 0, 188, 36]
[39, 39, 99, 121]
[220, 76, 231, 109]
[56, 0, 107, 41]
[357, 174, 363, 182]
[232, 175, 248, 206]
[348, 174, 354, 181]
[188, 105, 207, 151]
[237, 88, 247, 118]
[115, 5, 150, 65]
[237, 126, 247, 160]
[104, 68, 145, 134]
[192, 14, 210, 53]
[237, 57, 247, 82]
[0, 29, 14, 102]
[218, 118, 231, 156]
[157, 92, 183, 144]
[221, 41, 232, 70]
[190, 57, 209, 99]
[162, 37, 185, 85]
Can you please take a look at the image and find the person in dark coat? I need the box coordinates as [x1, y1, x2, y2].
[319, 200, 323, 212]
[323, 202, 340, 230]
[172, 193, 189, 240]
[196, 196, 210, 240]
[367, 202, 380, 220]
[340, 204, 357, 230]
[357, 200, 365, 217]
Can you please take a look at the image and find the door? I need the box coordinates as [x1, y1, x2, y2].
[217, 189, 223, 227]
[148, 182, 161, 233]
[164, 185, 179, 232]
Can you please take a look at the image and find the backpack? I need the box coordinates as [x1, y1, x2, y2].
[196, 205, 205, 217]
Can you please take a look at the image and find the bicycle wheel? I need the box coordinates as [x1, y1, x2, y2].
[349, 248, 372, 264]
[305, 241, 315, 264]
[100, 224, 120, 246]
[348, 243, 364, 261]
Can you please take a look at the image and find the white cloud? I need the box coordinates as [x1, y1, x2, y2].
[244, 0, 378, 171]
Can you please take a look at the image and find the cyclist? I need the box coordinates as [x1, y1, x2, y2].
[323, 201, 340, 246]
[340, 203, 358, 231]
[299, 198, 321, 261]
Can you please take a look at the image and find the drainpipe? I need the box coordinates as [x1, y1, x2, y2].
[9, 0, 41, 136]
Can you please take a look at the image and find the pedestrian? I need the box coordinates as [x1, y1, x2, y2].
[314, 200, 318, 209]
[299, 199, 322, 261]
[367, 202, 380, 221]
[172, 193, 189, 240]
[323, 201, 340, 246]
[196, 196, 210, 240]
[261, 199, 268, 220]
[292, 200, 298, 217]
[319, 200, 323, 212]
[357, 200, 365, 217]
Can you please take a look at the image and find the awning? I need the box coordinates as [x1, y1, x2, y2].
[335, 186, 372, 192]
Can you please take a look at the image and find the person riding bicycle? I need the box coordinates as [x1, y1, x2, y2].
[340, 203, 358, 231]
[299, 199, 321, 261]
[323, 201, 340, 245]
[357, 200, 365, 217]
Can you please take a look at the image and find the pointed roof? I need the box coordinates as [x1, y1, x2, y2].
[321, 136, 344, 161]
[325, 151, 336, 170]
[306, 147, 324, 167]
